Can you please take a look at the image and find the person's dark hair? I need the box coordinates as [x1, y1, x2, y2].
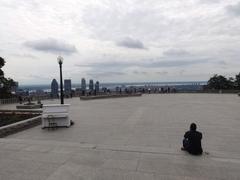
[190, 123, 197, 131]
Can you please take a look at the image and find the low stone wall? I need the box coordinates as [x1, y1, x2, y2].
[0, 109, 42, 114]
[16, 104, 42, 109]
[80, 93, 142, 100]
[0, 115, 41, 138]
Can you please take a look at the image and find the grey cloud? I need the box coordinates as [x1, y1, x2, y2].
[158, 49, 209, 67]
[82, 3, 173, 42]
[11, 53, 38, 59]
[76, 48, 209, 70]
[198, 0, 220, 4]
[146, 59, 208, 68]
[86, 71, 126, 77]
[75, 61, 133, 69]
[76, 58, 208, 69]
[218, 60, 227, 65]
[163, 49, 190, 57]
[1, 1, 40, 10]
[116, 37, 146, 49]
[133, 71, 148, 75]
[179, 70, 185, 75]
[24, 38, 77, 54]
[29, 74, 50, 80]
[156, 71, 168, 75]
[151, 49, 206, 67]
[226, 2, 240, 16]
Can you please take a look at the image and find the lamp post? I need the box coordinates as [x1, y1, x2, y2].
[57, 56, 64, 104]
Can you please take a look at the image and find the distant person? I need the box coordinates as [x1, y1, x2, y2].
[167, 87, 170, 93]
[161, 87, 164, 93]
[148, 88, 151, 94]
[181, 123, 203, 155]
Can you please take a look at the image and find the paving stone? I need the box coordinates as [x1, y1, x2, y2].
[0, 94, 239, 179]
[23, 144, 54, 153]
[1, 143, 28, 151]
[93, 169, 155, 180]
[46, 162, 96, 180]
[102, 159, 139, 171]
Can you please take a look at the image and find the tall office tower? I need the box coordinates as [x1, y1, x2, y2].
[51, 79, 59, 98]
[89, 79, 94, 91]
[95, 81, 100, 93]
[81, 78, 86, 91]
[81, 78, 86, 96]
[64, 79, 72, 97]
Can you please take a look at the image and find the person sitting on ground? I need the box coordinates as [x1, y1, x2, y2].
[181, 123, 203, 155]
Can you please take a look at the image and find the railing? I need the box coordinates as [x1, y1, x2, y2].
[0, 95, 52, 105]
[0, 98, 19, 105]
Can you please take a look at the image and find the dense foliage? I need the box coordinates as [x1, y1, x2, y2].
[0, 57, 17, 99]
[207, 73, 240, 90]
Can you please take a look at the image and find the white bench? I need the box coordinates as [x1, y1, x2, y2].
[42, 104, 70, 128]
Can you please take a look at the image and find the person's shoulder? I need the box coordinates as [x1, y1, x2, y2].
[196, 131, 202, 137]
[196, 131, 202, 135]
[184, 131, 191, 136]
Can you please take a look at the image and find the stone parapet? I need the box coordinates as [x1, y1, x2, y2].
[80, 93, 142, 100]
[0, 115, 41, 137]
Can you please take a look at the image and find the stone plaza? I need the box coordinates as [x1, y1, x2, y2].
[0, 94, 240, 179]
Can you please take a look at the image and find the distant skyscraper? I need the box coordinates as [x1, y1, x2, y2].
[95, 81, 100, 92]
[89, 79, 94, 91]
[81, 78, 86, 96]
[64, 79, 72, 96]
[51, 79, 58, 98]
[81, 78, 86, 91]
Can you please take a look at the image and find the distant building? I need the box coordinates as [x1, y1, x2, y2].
[36, 89, 45, 95]
[81, 78, 86, 91]
[89, 79, 94, 91]
[95, 81, 100, 93]
[64, 79, 72, 97]
[81, 78, 86, 96]
[51, 79, 58, 98]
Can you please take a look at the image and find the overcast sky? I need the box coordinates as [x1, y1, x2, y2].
[0, 0, 240, 85]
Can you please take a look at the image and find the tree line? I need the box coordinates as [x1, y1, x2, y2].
[0, 57, 17, 99]
[207, 73, 240, 90]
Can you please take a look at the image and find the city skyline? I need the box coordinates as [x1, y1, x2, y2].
[1, 0, 240, 84]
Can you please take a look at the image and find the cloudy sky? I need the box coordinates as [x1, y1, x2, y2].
[0, 0, 240, 85]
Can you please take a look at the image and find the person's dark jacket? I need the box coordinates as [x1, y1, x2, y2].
[184, 130, 203, 155]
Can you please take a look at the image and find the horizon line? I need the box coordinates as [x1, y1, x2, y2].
[19, 80, 208, 87]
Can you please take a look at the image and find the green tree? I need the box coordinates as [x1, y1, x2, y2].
[0, 56, 5, 67]
[0, 56, 5, 77]
[0, 57, 17, 99]
[207, 74, 233, 90]
[235, 72, 240, 89]
[228, 77, 235, 89]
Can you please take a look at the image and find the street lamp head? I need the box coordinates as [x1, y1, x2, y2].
[57, 56, 63, 65]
